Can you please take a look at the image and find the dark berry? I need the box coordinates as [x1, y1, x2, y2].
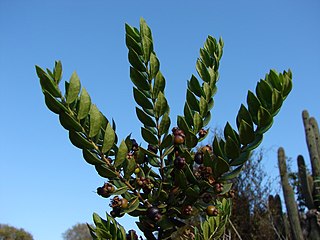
[174, 135, 185, 145]
[174, 156, 186, 169]
[202, 193, 212, 203]
[198, 129, 208, 138]
[182, 205, 193, 215]
[146, 207, 161, 221]
[194, 152, 204, 164]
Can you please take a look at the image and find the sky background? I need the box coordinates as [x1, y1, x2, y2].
[1, 0, 319, 239]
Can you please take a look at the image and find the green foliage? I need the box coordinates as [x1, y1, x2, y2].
[0, 224, 34, 240]
[62, 223, 92, 240]
[36, 17, 292, 239]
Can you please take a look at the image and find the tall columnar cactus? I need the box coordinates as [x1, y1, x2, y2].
[278, 147, 304, 240]
[36, 18, 292, 240]
[302, 110, 320, 211]
[277, 110, 320, 240]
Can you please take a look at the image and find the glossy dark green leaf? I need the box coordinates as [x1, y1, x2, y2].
[136, 107, 156, 127]
[188, 75, 202, 97]
[149, 52, 159, 79]
[89, 104, 103, 138]
[281, 70, 293, 98]
[133, 87, 153, 109]
[159, 112, 171, 135]
[193, 112, 203, 133]
[125, 23, 140, 42]
[130, 67, 149, 91]
[78, 88, 91, 120]
[175, 169, 187, 190]
[95, 164, 118, 178]
[229, 151, 250, 166]
[203, 82, 212, 100]
[82, 149, 105, 165]
[124, 158, 136, 179]
[185, 130, 198, 149]
[66, 71, 81, 104]
[203, 150, 214, 170]
[59, 111, 83, 132]
[203, 112, 211, 127]
[271, 88, 283, 115]
[236, 104, 253, 129]
[114, 140, 128, 169]
[186, 89, 200, 112]
[257, 106, 272, 129]
[125, 33, 142, 55]
[199, 96, 208, 117]
[242, 133, 263, 152]
[184, 103, 194, 127]
[239, 120, 255, 145]
[123, 197, 140, 213]
[220, 165, 243, 180]
[69, 130, 95, 149]
[225, 136, 240, 159]
[177, 116, 190, 135]
[256, 80, 273, 110]
[223, 122, 238, 145]
[141, 127, 158, 145]
[247, 90, 261, 125]
[36, 65, 62, 97]
[185, 164, 198, 184]
[200, 48, 212, 67]
[102, 123, 115, 153]
[154, 92, 168, 118]
[196, 59, 210, 82]
[267, 69, 282, 91]
[128, 49, 146, 72]
[140, 18, 153, 63]
[160, 134, 172, 149]
[213, 136, 224, 159]
[43, 90, 68, 114]
[53, 60, 62, 84]
[153, 71, 165, 100]
[139, 146, 159, 158]
[214, 156, 229, 177]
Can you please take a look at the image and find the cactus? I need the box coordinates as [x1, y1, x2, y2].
[278, 147, 304, 240]
[277, 110, 320, 240]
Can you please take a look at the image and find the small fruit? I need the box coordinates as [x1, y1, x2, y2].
[174, 156, 186, 169]
[202, 193, 212, 203]
[201, 144, 212, 154]
[206, 205, 218, 216]
[198, 129, 208, 138]
[121, 198, 129, 209]
[134, 167, 140, 174]
[182, 205, 193, 215]
[174, 135, 185, 144]
[146, 207, 161, 221]
[194, 152, 204, 164]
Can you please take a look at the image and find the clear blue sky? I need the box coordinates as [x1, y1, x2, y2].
[1, 0, 319, 239]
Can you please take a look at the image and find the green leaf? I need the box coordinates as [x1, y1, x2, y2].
[123, 197, 140, 213]
[223, 122, 238, 144]
[43, 90, 68, 114]
[128, 48, 146, 72]
[53, 60, 62, 84]
[247, 90, 261, 125]
[256, 80, 272, 110]
[95, 164, 118, 178]
[149, 52, 160, 79]
[154, 92, 168, 118]
[114, 140, 128, 169]
[214, 156, 229, 178]
[257, 106, 272, 129]
[140, 18, 153, 63]
[242, 133, 263, 152]
[66, 71, 81, 104]
[229, 151, 250, 166]
[267, 69, 282, 91]
[193, 112, 203, 133]
[130, 67, 149, 91]
[238, 120, 255, 145]
[200, 48, 212, 67]
[271, 88, 283, 115]
[59, 111, 83, 132]
[203, 82, 212, 100]
[77, 88, 91, 120]
[236, 104, 253, 129]
[102, 123, 115, 153]
[126, 33, 142, 55]
[213, 136, 225, 159]
[160, 134, 172, 149]
[136, 107, 156, 127]
[199, 96, 208, 117]
[69, 130, 95, 149]
[159, 112, 171, 135]
[124, 158, 136, 179]
[153, 71, 165, 99]
[177, 116, 190, 134]
[133, 87, 153, 109]
[184, 103, 194, 128]
[188, 75, 202, 97]
[186, 89, 200, 112]
[185, 131, 198, 149]
[220, 165, 243, 180]
[196, 59, 210, 82]
[36, 65, 62, 97]
[203, 112, 211, 127]
[141, 127, 158, 145]
[225, 136, 240, 159]
[125, 23, 140, 42]
[82, 149, 105, 165]
[175, 169, 187, 190]
[89, 104, 103, 138]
